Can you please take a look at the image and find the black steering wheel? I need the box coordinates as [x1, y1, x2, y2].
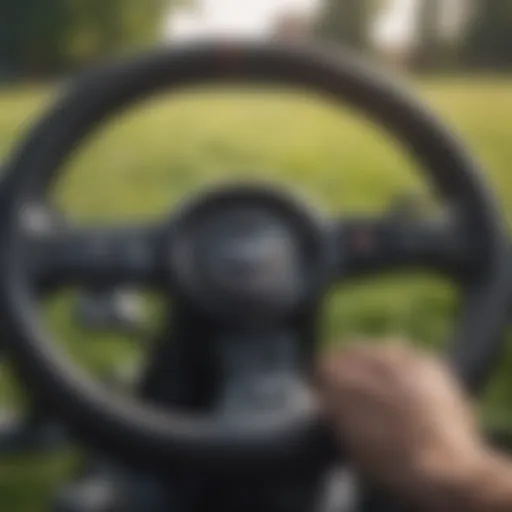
[0, 42, 511, 509]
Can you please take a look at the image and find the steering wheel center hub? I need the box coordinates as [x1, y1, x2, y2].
[166, 185, 330, 323]
[201, 208, 298, 294]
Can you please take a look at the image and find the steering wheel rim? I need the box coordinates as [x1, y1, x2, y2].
[0, 41, 510, 473]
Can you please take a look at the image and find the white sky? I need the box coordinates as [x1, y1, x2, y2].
[166, 0, 419, 48]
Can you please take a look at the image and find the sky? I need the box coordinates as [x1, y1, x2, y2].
[166, 0, 419, 49]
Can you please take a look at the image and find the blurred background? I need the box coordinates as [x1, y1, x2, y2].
[0, 0, 511, 510]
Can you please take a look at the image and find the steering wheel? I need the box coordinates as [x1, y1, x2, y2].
[0, 42, 511, 510]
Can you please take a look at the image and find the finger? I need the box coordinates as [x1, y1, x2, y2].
[316, 344, 394, 396]
[316, 340, 424, 397]
[371, 340, 432, 380]
[340, 343, 409, 381]
[317, 355, 378, 413]
[379, 338, 420, 360]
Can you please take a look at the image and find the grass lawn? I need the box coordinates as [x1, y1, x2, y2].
[0, 75, 511, 510]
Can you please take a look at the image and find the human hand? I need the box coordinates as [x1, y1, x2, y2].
[316, 342, 492, 507]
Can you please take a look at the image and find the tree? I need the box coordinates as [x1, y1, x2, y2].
[411, 0, 444, 71]
[315, 0, 383, 52]
[0, 0, 181, 77]
[272, 11, 313, 42]
[0, 0, 69, 75]
[460, 0, 512, 70]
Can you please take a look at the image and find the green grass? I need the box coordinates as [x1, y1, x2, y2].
[0, 76, 511, 510]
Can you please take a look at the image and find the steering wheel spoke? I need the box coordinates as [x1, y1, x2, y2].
[331, 216, 478, 280]
[27, 223, 165, 291]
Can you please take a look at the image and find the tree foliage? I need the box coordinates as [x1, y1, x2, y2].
[315, 0, 383, 52]
[0, 0, 176, 76]
[412, 0, 512, 72]
[460, 0, 512, 70]
[411, 0, 444, 70]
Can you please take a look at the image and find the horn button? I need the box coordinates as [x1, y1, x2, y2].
[166, 187, 329, 323]
[197, 208, 300, 294]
